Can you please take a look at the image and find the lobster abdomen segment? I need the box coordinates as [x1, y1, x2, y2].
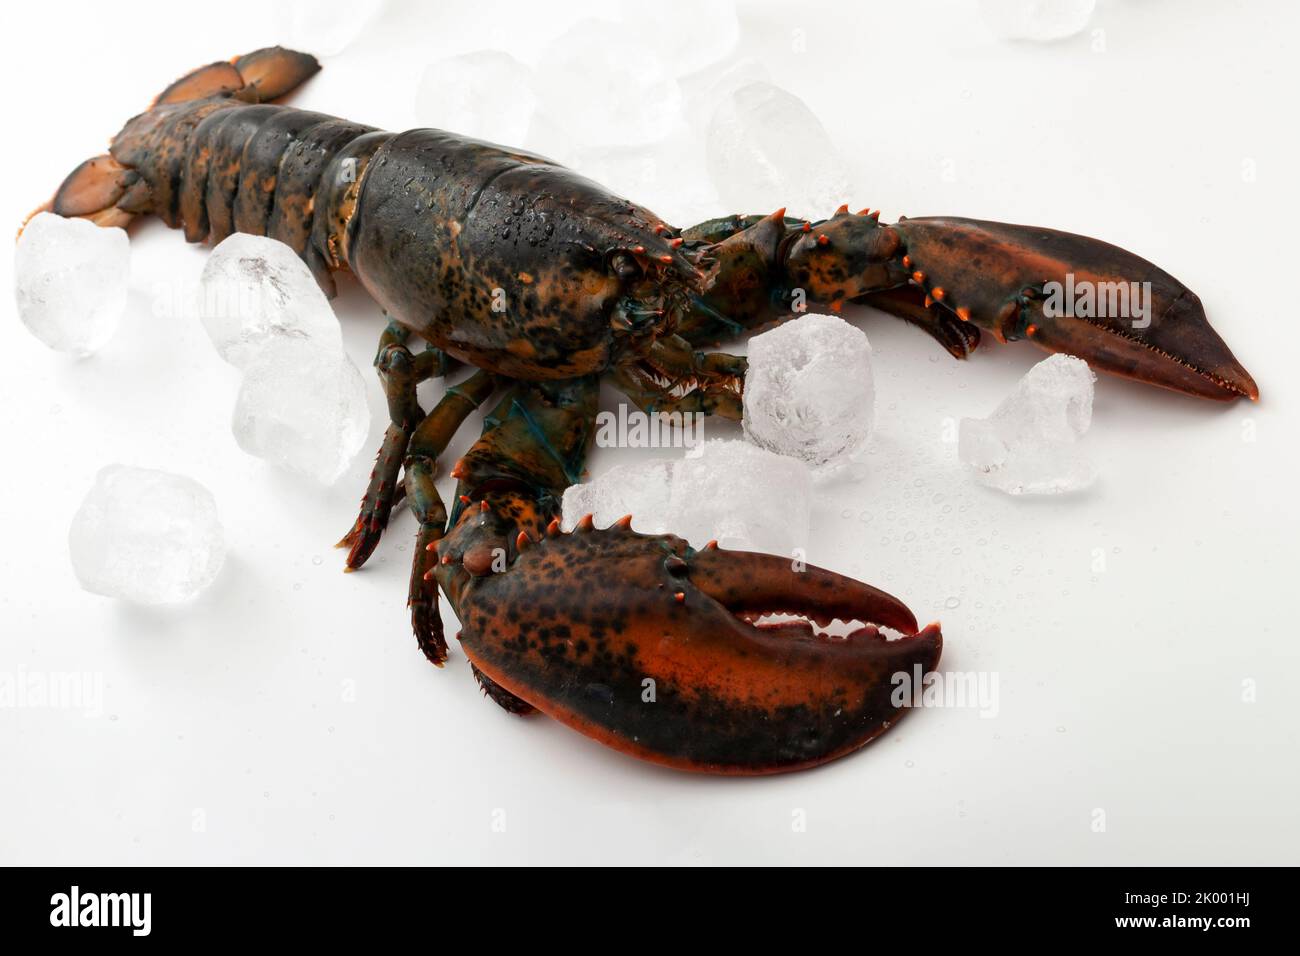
[50, 49, 387, 292]
[112, 99, 382, 289]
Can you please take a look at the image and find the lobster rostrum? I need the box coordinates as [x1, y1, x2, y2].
[35, 48, 1255, 774]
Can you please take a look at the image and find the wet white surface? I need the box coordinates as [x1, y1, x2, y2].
[1, 0, 1296, 864]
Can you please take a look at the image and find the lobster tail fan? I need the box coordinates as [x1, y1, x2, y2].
[29, 47, 322, 236]
[153, 61, 245, 105]
[231, 47, 321, 102]
[154, 48, 320, 106]
[49, 155, 140, 228]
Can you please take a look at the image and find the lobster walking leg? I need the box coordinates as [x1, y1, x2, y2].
[405, 369, 498, 665]
[338, 321, 446, 568]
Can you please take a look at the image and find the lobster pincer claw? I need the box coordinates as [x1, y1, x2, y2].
[888, 217, 1259, 401]
[449, 519, 942, 774]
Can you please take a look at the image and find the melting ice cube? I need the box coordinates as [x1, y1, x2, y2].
[743, 313, 875, 478]
[231, 337, 370, 486]
[14, 212, 129, 357]
[534, 19, 683, 148]
[196, 233, 341, 370]
[274, 0, 384, 56]
[705, 81, 854, 221]
[979, 0, 1096, 41]
[561, 459, 676, 534]
[668, 440, 812, 556]
[68, 465, 225, 605]
[415, 51, 538, 148]
[958, 353, 1097, 495]
[561, 440, 812, 557]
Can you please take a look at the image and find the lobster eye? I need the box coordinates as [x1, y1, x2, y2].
[610, 252, 642, 281]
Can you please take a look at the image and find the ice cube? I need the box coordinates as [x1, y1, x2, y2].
[274, 0, 384, 56]
[535, 19, 682, 147]
[415, 51, 538, 148]
[231, 337, 370, 485]
[559, 139, 722, 230]
[667, 440, 812, 556]
[561, 459, 676, 534]
[958, 354, 1097, 495]
[615, 0, 741, 76]
[979, 0, 1096, 41]
[14, 212, 129, 357]
[681, 56, 773, 131]
[705, 81, 855, 220]
[68, 465, 225, 605]
[196, 233, 340, 369]
[742, 313, 874, 478]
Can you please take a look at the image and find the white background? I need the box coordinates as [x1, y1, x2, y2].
[2, 0, 1297, 865]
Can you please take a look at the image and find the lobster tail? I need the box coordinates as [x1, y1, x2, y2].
[38, 47, 322, 238]
[155, 48, 320, 107]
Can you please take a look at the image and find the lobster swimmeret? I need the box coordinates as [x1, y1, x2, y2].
[38, 48, 1257, 773]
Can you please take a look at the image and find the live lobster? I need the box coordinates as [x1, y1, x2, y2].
[36, 47, 1257, 773]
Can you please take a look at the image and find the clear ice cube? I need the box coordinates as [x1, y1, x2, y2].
[274, 0, 383, 56]
[559, 139, 722, 230]
[705, 81, 854, 220]
[681, 56, 773, 131]
[742, 313, 875, 478]
[231, 337, 370, 486]
[979, 0, 1096, 41]
[14, 212, 129, 357]
[68, 465, 225, 605]
[561, 440, 812, 556]
[196, 233, 340, 370]
[958, 353, 1097, 495]
[415, 51, 538, 148]
[615, 0, 741, 76]
[535, 19, 683, 147]
[561, 459, 676, 534]
[667, 439, 812, 556]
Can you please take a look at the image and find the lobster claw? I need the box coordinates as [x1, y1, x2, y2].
[452, 520, 941, 774]
[889, 217, 1258, 401]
